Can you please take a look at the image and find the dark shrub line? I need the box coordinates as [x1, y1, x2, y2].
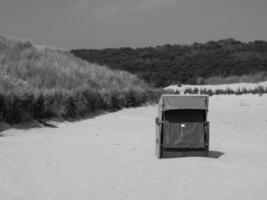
[175, 86, 267, 96]
[71, 39, 267, 87]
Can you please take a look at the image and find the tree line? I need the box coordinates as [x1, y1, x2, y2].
[71, 39, 267, 87]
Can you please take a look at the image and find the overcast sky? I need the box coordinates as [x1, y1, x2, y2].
[1, 0, 267, 49]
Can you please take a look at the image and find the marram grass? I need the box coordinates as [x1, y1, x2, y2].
[0, 35, 161, 123]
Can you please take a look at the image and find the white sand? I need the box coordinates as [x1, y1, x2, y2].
[165, 81, 267, 93]
[1, 94, 267, 200]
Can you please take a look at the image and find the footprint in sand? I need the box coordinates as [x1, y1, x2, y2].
[239, 102, 250, 106]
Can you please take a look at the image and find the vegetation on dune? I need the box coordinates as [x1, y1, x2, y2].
[0, 35, 161, 123]
[174, 86, 267, 96]
[71, 39, 267, 87]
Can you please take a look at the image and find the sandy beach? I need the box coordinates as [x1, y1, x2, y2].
[1, 94, 267, 200]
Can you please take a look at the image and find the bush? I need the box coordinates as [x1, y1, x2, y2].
[71, 39, 267, 87]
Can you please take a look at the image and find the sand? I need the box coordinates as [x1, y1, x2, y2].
[0, 94, 267, 200]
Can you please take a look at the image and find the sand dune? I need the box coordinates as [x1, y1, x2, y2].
[0, 94, 267, 200]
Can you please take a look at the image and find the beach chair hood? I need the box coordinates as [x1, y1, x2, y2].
[158, 95, 208, 116]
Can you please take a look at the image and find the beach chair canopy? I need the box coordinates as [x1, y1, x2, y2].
[159, 95, 208, 112]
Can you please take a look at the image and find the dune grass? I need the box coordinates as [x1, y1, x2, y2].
[179, 86, 267, 96]
[0, 35, 161, 123]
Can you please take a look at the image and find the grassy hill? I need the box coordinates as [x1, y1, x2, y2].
[71, 39, 267, 87]
[0, 35, 159, 123]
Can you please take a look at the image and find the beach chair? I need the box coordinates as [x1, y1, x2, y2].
[155, 95, 209, 158]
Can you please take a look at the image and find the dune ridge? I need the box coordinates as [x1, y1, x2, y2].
[0, 35, 159, 123]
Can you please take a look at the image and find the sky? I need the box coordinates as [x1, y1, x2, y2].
[1, 0, 267, 49]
